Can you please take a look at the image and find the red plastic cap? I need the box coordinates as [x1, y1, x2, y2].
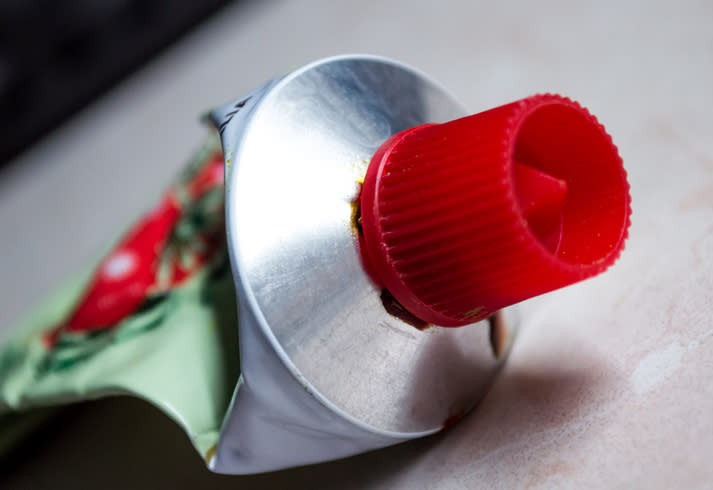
[359, 94, 631, 327]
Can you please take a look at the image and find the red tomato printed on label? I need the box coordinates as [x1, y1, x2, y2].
[43, 151, 225, 347]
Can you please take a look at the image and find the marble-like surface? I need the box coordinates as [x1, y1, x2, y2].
[1, 0, 712, 488]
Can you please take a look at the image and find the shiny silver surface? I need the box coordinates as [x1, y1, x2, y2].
[228, 55, 517, 434]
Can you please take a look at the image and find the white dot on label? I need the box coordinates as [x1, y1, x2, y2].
[102, 252, 137, 280]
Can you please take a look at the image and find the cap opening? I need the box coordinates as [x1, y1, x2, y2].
[513, 99, 630, 268]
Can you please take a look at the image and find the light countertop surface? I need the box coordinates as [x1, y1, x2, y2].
[1, 0, 712, 488]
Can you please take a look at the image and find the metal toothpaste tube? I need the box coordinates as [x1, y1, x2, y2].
[0, 55, 631, 474]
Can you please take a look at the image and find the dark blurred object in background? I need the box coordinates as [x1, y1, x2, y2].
[0, 0, 233, 166]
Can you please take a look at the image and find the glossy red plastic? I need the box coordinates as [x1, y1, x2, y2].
[360, 94, 631, 326]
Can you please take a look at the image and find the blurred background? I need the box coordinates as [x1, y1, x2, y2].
[0, 0, 232, 165]
[1, 0, 712, 488]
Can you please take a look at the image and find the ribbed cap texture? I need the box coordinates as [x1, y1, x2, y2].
[359, 94, 631, 327]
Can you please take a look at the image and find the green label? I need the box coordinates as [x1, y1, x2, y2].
[0, 134, 240, 459]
